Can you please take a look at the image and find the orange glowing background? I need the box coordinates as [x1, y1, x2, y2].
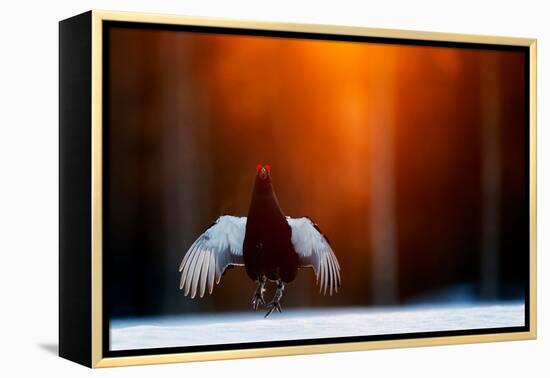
[106, 25, 528, 317]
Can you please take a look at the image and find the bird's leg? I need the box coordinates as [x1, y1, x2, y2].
[264, 279, 285, 318]
[252, 275, 266, 310]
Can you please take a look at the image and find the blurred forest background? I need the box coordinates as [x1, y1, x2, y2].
[105, 25, 528, 318]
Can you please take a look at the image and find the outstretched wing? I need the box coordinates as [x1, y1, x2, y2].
[287, 217, 341, 295]
[178, 215, 246, 298]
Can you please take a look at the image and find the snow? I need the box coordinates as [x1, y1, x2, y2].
[110, 303, 524, 351]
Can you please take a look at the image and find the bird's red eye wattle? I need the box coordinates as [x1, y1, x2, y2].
[256, 164, 262, 172]
[265, 165, 270, 172]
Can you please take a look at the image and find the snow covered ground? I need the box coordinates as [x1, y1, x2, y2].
[110, 303, 524, 351]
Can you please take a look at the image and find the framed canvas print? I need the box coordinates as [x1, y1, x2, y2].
[59, 10, 537, 368]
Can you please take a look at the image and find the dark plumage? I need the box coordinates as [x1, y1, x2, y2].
[243, 166, 299, 284]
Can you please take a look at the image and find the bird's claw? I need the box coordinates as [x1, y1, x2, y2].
[264, 301, 282, 318]
[252, 293, 265, 310]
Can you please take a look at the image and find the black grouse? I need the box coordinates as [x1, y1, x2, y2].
[178, 165, 341, 318]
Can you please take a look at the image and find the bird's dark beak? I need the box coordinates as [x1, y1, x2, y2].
[258, 167, 268, 180]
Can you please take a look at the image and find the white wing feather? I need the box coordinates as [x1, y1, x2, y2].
[287, 217, 341, 295]
[178, 215, 246, 298]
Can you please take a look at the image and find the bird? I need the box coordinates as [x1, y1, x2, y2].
[178, 164, 341, 318]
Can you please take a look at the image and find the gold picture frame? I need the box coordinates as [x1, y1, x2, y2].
[59, 10, 537, 368]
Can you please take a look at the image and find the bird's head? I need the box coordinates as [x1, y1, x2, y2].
[255, 164, 272, 184]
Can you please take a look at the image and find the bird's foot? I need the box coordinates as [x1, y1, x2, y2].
[252, 292, 265, 310]
[252, 277, 266, 310]
[264, 300, 282, 318]
[264, 279, 285, 318]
